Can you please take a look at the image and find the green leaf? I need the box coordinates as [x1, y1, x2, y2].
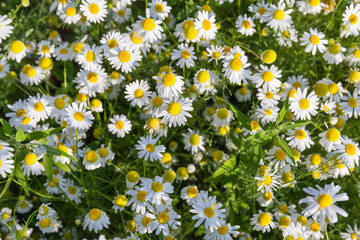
[276, 97, 289, 126]
[44, 145, 78, 162]
[229, 133, 242, 149]
[15, 126, 26, 142]
[0, 167, 15, 198]
[43, 155, 54, 180]
[276, 136, 294, 164]
[0, 118, 13, 136]
[280, 121, 312, 131]
[15, 162, 30, 196]
[228, 104, 251, 131]
[210, 157, 236, 179]
[25, 127, 64, 141]
[54, 162, 71, 172]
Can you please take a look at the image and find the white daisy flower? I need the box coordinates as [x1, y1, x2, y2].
[320, 100, 336, 114]
[83, 148, 102, 170]
[83, 208, 110, 233]
[0, 15, 13, 43]
[252, 64, 282, 91]
[331, 159, 350, 178]
[135, 134, 165, 162]
[222, 54, 252, 85]
[319, 128, 342, 152]
[122, 28, 151, 54]
[19, 65, 46, 86]
[277, 26, 298, 47]
[286, 127, 314, 152]
[37, 40, 55, 58]
[236, 14, 256, 36]
[134, 212, 153, 234]
[59, 4, 81, 24]
[65, 102, 94, 130]
[36, 217, 57, 234]
[333, 135, 360, 168]
[255, 169, 281, 193]
[206, 45, 225, 64]
[17, 200, 33, 214]
[108, 45, 142, 73]
[13, 115, 38, 132]
[64, 180, 83, 204]
[100, 31, 122, 57]
[74, 66, 109, 97]
[108, 114, 132, 138]
[342, 3, 360, 37]
[53, 144, 73, 165]
[339, 91, 360, 118]
[180, 185, 199, 204]
[299, 182, 349, 223]
[144, 93, 166, 117]
[26, 94, 53, 122]
[190, 194, 226, 232]
[0, 58, 10, 79]
[154, 72, 184, 98]
[141, 176, 173, 205]
[263, 2, 293, 31]
[148, 205, 180, 235]
[289, 88, 319, 120]
[158, 97, 193, 128]
[250, 211, 276, 233]
[132, 9, 163, 43]
[8, 40, 28, 63]
[212, 108, 234, 127]
[112, 194, 127, 213]
[182, 129, 205, 154]
[50, 0, 69, 12]
[21, 146, 46, 177]
[126, 186, 153, 214]
[257, 87, 281, 107]
[249, 0, 269, 23]
[125, 79, 151, 108]
[171, 43, 197, 69]
[255, 106, 279, 125]
[195, 10, 217, 40]
[36, 203, 56, 221]
[340, 224, 360, 240]
[148, 0, 172, 20]
[75, 44, 103, 71]
[323, 40, 346, 64]
[112, 1, 132, 23]
[300, 28, 328, 55]
[5, 99, 29, 127]
[235, 86, 252, 102]
[80, 0, 108, 23]
[53, 42, 71, 61]
[346, 48, 360, 67]
[0, 156, 14, 178]
[296, 0, 327, 15]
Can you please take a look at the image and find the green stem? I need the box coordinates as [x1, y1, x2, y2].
[179, 225, 195, 240]
[64, 61, 67, 88]
[324, 222, 329, 240]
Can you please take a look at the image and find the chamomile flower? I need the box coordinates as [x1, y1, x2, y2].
[206, 45, 225, 64]
[100, 31, 122, 57]
[75, 44, 102, 71]
[37, 40, 55, 58]
[195, 10, 217, 40]
[132, 9, 163, 43]
[340, 224, 360, 240]
[0, 58, 10, 79]
[171, 43, 197, 69]
[297, 0, 327, 15]
[190, 194, 226, 232]
[250, 211, 276, 233]
[285, 75, 309, 90]
[204, 221, 240, 240]
[235, 85, 252, 102]
[19, 65, 46, 85]
[97, 144, 115, 166]
[125, 79, 151, 108]
[126, 186, 153, 214]
[36, 217, 57, 233]
[193, 69, 218, 94]
[223, 54, 252, 85]
[300, 28, 328, 55]
[181, 185, 199, 204]
[74, 66, 109, 97]
[59, 4, 81, 24]
[323, 41, 346, 64]
[236, 14, 256, 36]
[255, 169, 281, 193]
[141, 176, 173, 205]
[342, 3, 360, 37]
[339, 91, 360, 118]
[319, 128, 342, 152]
[159, 97, 193, 127]
[252, 65, 282, 91]
[211, 108, 234, 127]
[65, 102, 94, 130]
[257, 88, 281, 107]
[148, 205, 181, 235]
[249, 0, 269, 23]
[333, 135, 360, 168]
[8, 40, 28, 63]
[277, 26, 298, 47]
[112, 194, 127, 213]
[255, 106, 279, 124]
[17, 200, 33, 214]
[21, 146, 46, 176]
[83, 208, 110, 233]
[263, 2, 293, 31]
[108, 114, 132, 138]
[346, 48, 360, 67]
[37, 203, 56, 221]
[299, 182, 349, 223]
[134, 212, 153, 234]
[289, 88, 319, 120]
[286, 127, 314, 151]
[112, 2, 132, 23]
[135, 134, 165, 162]
[0, 15, 13, 43]
[0, 156, 14, 178]
[149, 0, 172, 20]
[331, 159, 351, 178]
[53, 42, 71, 61]
[108, 45, 142, 73]
[320, 100, 336, 114]
[64, 180, 83, 204]
[83, 148, 102, 170]
[182, 129, 205, 154]
[80, 0, 108, 23]
[14, 115, 37, 132]
[26, 94, 53, 122]
[144, 93, 165, 117]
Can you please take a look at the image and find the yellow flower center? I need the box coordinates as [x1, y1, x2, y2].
[275, 149, 286, 160]
[39, 57, 53, 70]
[34, 102, 44, 112]
[202, 19, 211, 31]
[282, 30, 290, 38]
[130, 32, 143, 44]
[349, 70, 360, 83]
[187, 186, 198, 198]
[229, 58, 242, 71]
[295, 129, 306, 140]
[181, 50, 191, 59]
[89, 208, 102, 220]
[310, 222, 320, 232]
[126, 171, 139, 182]
[88, 3, 99, 15]
[279, 204, 289, 213]
[137, 190, 147, 202]
[22, 117, 31, 125]
[328, 43, 341, 55]
[73, 43, 84, 53]
[27, 68, 36, 77]
[142, 18, 156, 31]
[258, 165, 269, 176]
[212, 150, 223, 162]
[115, 195, 127, 207]
[349, 14, 358, 25]
[265, 91, 273, 99]
[163, 73, 176, 86]
[118, 9, 125, 17]
[299, 98, 310, 110]
[68, 186, 77, 194]
[217, 108, 229, 119]
[197, 70, 210, 83]
[157, 212, 169, 224]
[251, 121, 260, 131]
[151, 182, 163, 192]
[282, 172, 293, 183]
[98, 148, 109, 158]
[10, 41, 24, 53]
[204, 207, 215, 218]
[242, 20, 251, 29]
[146, 144, 155, 153]
[184, 26, 199, 40]
[279, 216, 291, 228]
[134, 89, 144, 99]
[258, 7, 267, 15]
[273, 9, 285, 20]
[190, 134, 200, 145]
[310, 35, 320, 44]
[39, 218, 51, 228]
[108, 39, 118, 49]
[74, 112, 84, 121]
[147, 117, 160, 129]
[155, 3, 164, 12]
[258, 213, 271, 226]
[345, 144, 356, 156]
[263, 175, 272, 185]
[293, 82, 301, 89]
[348, 97, 358, 108]
[118, 50, 131, 63]
[297, 216, 307, 226]
[239, 87, 248, 95]
[262, 71, 273, 82]
[142, 216, 152, 226]
[85, 51, 95, 62]
[353, 50, 360, 59]
[152, 97, 163, 107]
[317, 194, 332, 208]
[212, 51, 221, 59]
[264, 109, 272, 116]
[310, 154, 322, 165]
[262, 50, 277, 64]
[314, 83, 328, 97]
[162, 154, 173, 166]
[115, 120, 124, 129]
[85, 150, 98, 163]
[217, 225, 228, 235]
[168, 102, 181, 115]
[201, 4, 211, 12]
[60, 48, 68, 55]
[263, 191, 273, 201]
[326, 128, 340, 142]
[48, 177, 59, 187]
[2, 213, 9, 220]
[328, 83, 338, 95]
[24, 153, 37, 165]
